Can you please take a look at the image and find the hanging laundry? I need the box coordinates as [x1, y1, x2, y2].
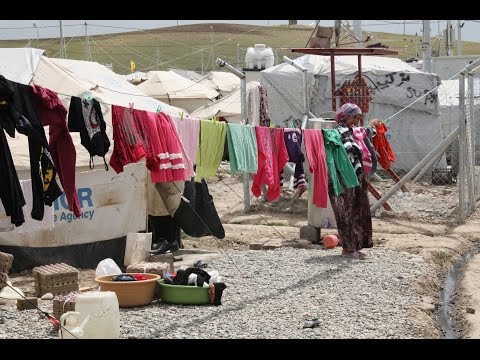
[68, 96, 111, 170]
[142, 110, 187, 183]
[109, 105, 148, 174]
[372, 122, 395, 170]
[226, 123, 258, 174]
[303, 129, 328, 208]
[172, 177, 225, 239]
[322, 129, 359, 196]
[364, 127, 378, 176]
[195, 119, 227, 182]
[0, 122, 25, 227]
[1, 77, 62, 221]
[283, 128, 307, 191]
[170, 114, 198, 178]
[31, 84, 81, 218]
[248, 84, 260, 126]
[251, 127, 289, 202]
[258, 85, 271, 127]
[336, 126, 363, 178]
[0, 180, 54, 234]
[351, 127, 373, 175]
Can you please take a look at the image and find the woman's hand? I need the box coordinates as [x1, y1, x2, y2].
[369, 118, 381, 127]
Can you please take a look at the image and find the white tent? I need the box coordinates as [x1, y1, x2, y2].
[137, 70, 219, 112]
[169, 68, 203, 82]
[261, 54, 443, 171]
[438, 78, 480, 138]
[190, 81, 259, 122]
[196, 71, 241, 97]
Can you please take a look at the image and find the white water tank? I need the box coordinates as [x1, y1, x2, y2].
[245, 44, 274, 70]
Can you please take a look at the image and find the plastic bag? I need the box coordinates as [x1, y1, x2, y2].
[95, 258, 122, 277]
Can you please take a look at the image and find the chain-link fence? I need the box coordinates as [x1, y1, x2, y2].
[369, 66, 480, 225]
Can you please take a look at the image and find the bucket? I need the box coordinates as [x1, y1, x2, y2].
[322, 234, 339, 249]
[74, 291, 120, 339]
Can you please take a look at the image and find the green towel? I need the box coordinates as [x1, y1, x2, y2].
[195, 120, 227, 181]
[227, 123, 258, 174]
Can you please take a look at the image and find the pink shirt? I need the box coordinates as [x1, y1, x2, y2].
[303, 129, 328, 208]
[251, 127, 289, 202]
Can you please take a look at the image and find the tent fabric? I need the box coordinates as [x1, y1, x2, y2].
[261, 54, 443, 171]
[137, 70, 219, 112]
[190, 81, 259, 122]
[0, 48, 44, 86]
[196, 71, 240, 96]
[169, 68, 203, 82]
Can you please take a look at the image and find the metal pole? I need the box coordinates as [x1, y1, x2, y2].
[84, 21, 92, 61]
[215, 58, 250, 212]
[201, 50, 204, 75]
[330, 50, 336, 111]
[457, 20, 463, 56]
[33, 23, 39, 47]
[370, 126, 460, 213]
[458, 72, 466, 222]
[446, 20, 452, 56]
[422, 20, 431, 73]
[59, 20, 65, 59]
[468, 73, 476, 209]
[237, 44, 240, 68]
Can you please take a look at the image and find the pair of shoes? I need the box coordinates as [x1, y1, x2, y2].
[149, 240, 179, 255]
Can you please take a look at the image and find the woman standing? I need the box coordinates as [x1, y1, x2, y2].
[329, 103, 380, 260]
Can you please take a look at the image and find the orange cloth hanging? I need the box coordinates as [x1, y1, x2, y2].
[372, 123, 395, 170]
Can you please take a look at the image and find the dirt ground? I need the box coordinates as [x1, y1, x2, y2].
[4, 163, 480, 338]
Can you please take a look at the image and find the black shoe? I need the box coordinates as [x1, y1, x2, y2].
[149, 240, 179, 255]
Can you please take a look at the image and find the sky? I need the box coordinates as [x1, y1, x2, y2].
[0, 20, 478, 42]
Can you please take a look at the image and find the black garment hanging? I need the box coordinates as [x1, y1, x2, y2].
[172, 178, 225, 239]
[68, 96, 110, 170]
[0, 76, 62, 220]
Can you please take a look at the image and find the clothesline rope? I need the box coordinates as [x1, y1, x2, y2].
[385, 56, 480, 124]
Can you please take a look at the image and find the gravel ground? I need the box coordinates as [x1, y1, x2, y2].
[0, 246, 435, 339]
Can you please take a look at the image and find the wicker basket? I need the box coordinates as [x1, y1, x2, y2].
[0, 252, 14, 274]
[33, 263, 79, 297]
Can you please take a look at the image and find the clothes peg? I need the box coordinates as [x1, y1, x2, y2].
[83, 91, 93, 101]
[156, 105, 162, 114]
[179, 111, 184, 121]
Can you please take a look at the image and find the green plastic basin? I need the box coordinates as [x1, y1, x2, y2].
[158, 281, 210, 305]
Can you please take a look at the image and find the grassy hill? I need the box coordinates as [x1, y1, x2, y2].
[1, 23, 479, 74]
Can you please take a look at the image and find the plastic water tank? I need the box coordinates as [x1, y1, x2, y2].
[245, 44, 274, 70]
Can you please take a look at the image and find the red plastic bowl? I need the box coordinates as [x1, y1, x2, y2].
[322, 234, 339, 249]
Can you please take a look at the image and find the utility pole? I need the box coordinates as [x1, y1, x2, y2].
[59, 20, 65, 58]
[353, 20, 362, 48]
[210, 26, 214, 72]
[201, 50, 204, 75]
[33, 22, 39, 47]
[236, 44, 240, 67]
[84, 21, 92, 61]
[156, 48, 160, 70]
[422, 20, 431, 73]
[446, 20, 451, 56]
[457, 20, 463, 56]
